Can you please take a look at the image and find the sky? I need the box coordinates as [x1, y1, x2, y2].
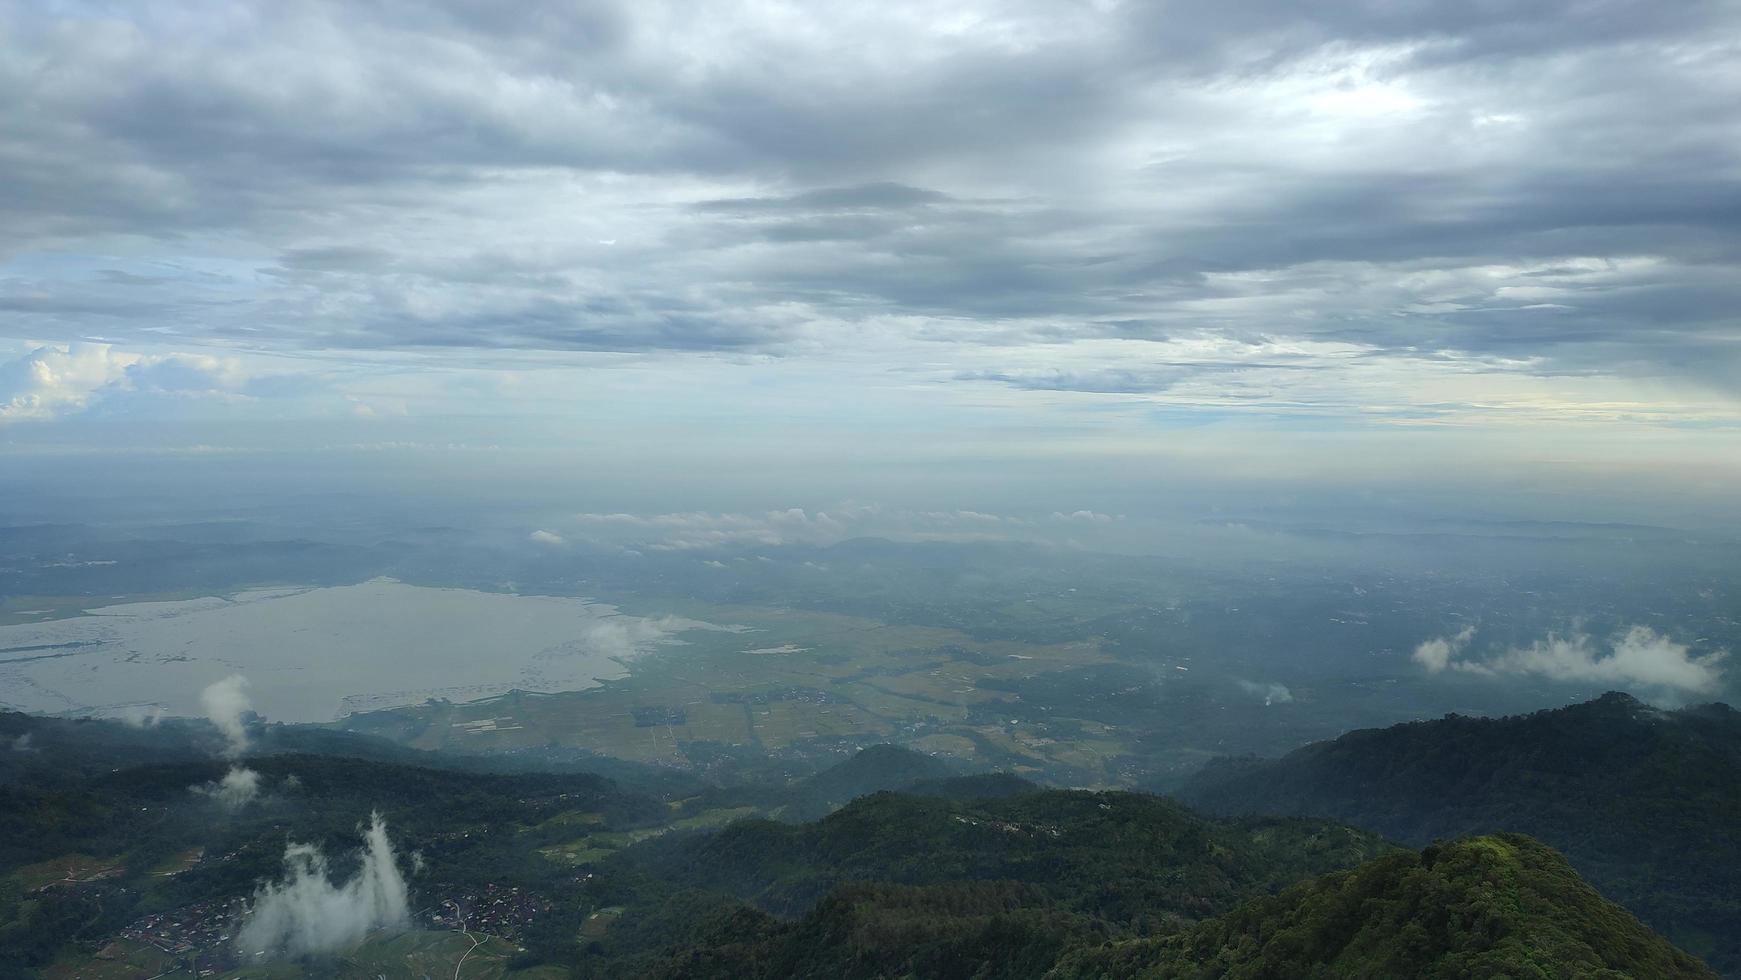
[2, 1, 1738, 526]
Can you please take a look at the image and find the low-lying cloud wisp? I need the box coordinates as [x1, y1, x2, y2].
[194, 766, 262, 811]
[1236, 680, 1293, 706]
[199, 674, 254, 757]
[115, 704, 165, 728]
[1413, 625, 1727, 697]
[235, 812, 410, 958]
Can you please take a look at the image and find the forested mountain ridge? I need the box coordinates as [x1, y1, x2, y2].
[1049, 834, 1716, 980]
[1177, 692, 1741, 975]
[617, 789, 1397, 921]
[0, 713, 1724, 978]
[620, 831, 1715, 979]
[595, 787, 1715, 977]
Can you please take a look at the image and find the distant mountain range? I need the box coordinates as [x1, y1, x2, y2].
[1178, 691, 1741, 976]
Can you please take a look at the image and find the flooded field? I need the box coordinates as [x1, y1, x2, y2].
[0, 578, 720, 722]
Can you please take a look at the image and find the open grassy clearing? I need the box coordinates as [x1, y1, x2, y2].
[12, 854, 126, 892]
[540, 806, 760, 867]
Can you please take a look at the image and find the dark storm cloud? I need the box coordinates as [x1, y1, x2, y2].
[0, 0, 1736, 391]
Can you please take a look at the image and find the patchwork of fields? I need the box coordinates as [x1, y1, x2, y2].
[340, 601, 1142, 785]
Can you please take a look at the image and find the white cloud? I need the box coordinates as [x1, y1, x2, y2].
[114, 705, 166, 728]
[0, 343, 264, 423]
[1236, 680, 1293, 706]
[1412, 626, 1476, 673]
[200, 674, 254, 757]
[236, 812, 410, 958]
[194, 765, 261, 811]
[1051, 510, 1117, 523]
[1414, 625, 1726, 696]
[528, 529, 566, 546]
[0, 343, 139, 422]
[575, 615, 739, 661]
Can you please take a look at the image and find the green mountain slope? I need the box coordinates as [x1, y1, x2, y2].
[0, 717, 1721, 979]
[675, 744, 1038, 824]
[795, 744, 956, 798]
[1050, 834, 1715, 980]
[635, 881, 1101, 980]
[1176, 692, 1741, 974]
[619, 789, 1396, 922]
[623, 832, 1715, 979]
[0, 748, 667, 976]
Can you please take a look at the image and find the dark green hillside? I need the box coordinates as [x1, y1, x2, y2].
[573, 790, 1392, 975]
[777, 743, 959, 820]
[0, 720, 1721, 979]
[673, 744, 1033, 823]
[1, 752, 663, 872]
[619, 832, 1715, 980]
[0, 711, 211, 786]
[1176, 692, 1741, 974]
[636, 881, 1104, 980]
[615, 790, 1395, 925]
[800, 743, 956, 795]
[904, 771, 1040, 800]
[0, 750, 667, 975]
[1050, 834, 1716, 979]
[0, 710, 706, 794]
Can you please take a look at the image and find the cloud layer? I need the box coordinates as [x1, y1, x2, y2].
[1414, 625, 1728, 696]
[1, 0, 1738, 433]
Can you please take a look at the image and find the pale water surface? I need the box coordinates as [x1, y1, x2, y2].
[0, 578, 717, 722]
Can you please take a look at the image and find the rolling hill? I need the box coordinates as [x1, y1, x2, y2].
[1176, 692, 1741, 974]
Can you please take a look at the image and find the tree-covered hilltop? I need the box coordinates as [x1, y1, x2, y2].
[618, 833, 1716, 979]
[616, 790, 1397, 923]
[631, 881, 1105, 980]
[578, 790, 1400, 975]
[1176, 692, 1741, 974]
[1050, 834, 1716, 980]
[680, 743, 1040, 823]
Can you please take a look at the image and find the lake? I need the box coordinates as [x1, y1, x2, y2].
[0, 578, 722, 722]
